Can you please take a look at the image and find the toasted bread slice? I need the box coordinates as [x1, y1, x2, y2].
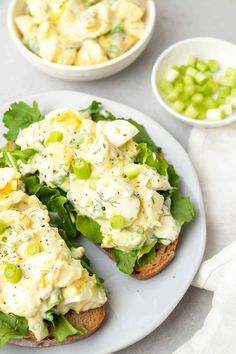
[9, 307, 105, 347]
[104, 240, 178, 280]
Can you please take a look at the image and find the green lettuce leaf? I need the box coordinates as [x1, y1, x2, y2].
[135, 142, 169, 176]
[23, 174, 77, 246]
[0, 144, 37, 169]
[127, 119, 156, 150]
[81, 101, 115, 122]
[137, 240, 157, 263]
[3, 101, 44, 142]
[51, 315, 78, 342]
[111, 249, 137, 275]
[76, 215, 103, 244]
[171, 190, 195, 226]
[81, 254, 104, 285]
[0, 312, 28, 347]
[137, 246, 157, 266]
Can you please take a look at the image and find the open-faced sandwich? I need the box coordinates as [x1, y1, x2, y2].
[0, 167, 106, 347]
[1, 100, 194, 279]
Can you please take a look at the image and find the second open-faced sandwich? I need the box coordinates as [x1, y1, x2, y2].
[1, 100, 194, 279]
[0, 167, 106, 347]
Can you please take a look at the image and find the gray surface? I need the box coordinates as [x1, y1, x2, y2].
[1, 0, 235, 352]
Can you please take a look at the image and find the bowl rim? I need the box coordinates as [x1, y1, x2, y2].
[8, 0, 156, 72]
[151, 36, 236, 127]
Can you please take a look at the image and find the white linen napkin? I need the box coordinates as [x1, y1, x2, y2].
[174, 125, 236, 354]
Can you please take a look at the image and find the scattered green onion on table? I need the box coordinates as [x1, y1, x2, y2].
[158, 56, 236, 121]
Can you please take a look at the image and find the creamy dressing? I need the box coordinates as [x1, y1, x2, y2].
[15, 0, 146, 65]
[16, 108, 180, 252]
[0, 168, 106, 341]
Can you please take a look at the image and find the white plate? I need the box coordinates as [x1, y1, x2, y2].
[0, 91, 206, 354]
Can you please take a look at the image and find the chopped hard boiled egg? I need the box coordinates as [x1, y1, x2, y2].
[0, 168, 106, 341]
[15, 105, 181, 254]
[15, 0, 146, 65]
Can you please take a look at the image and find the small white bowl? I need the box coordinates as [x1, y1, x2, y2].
[8, 0, 156, 81]
[152, 37, 236, 128]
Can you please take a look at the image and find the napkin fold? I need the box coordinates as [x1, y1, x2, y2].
[174, 125, 236, 354]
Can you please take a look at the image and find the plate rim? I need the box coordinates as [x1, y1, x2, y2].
[0, 90, 206, 354]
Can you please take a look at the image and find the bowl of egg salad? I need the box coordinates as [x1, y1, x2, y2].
[8, 0, 156, 81]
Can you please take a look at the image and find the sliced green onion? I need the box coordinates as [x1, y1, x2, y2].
[4, 264, 22, 284]
[124, 164, 139, 179]
[46, 131, 64, 143]
[110, 215, 126, 229]
[0, 220, 7, 234]
[208, 59, 219, 72]
[72, 158, 91, 179]
[25, 242, 40, 256]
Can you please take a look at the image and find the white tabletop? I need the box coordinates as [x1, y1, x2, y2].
[1, 0, 235, 352]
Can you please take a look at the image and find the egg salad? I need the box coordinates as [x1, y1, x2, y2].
[0, 167, 107, 341]
[15, 0, 146, 66]
[15, 107, 181, 255]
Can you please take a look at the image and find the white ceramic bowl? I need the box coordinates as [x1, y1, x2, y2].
[8, 0, 156, 81]
[152, 37, 236, 128]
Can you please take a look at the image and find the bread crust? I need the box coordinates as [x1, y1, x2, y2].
[9, 306, 106, 347]
[103, 240, 178, 280]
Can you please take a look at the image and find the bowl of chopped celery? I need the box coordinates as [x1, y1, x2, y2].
[152, 37, 236, 127]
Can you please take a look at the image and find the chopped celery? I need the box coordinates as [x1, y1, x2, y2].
[184, 85, 195, 97]
[208, 59, 219, 72]
[228, 97, 236, 108]
[186, 67, 197, 77]
[164, 68, 179, 83]
[206, 108, 224, 121]
[159, 79, 173, 95]
[172, 101, 185, 113]
[218, 76, 235, 88]
[183, 76, 194, 85]
[194, 72, 207, 85]
[220, 104, 233, 116]
[179, 65, 187, 75]
[188, 55, 197, 67]
[231, 88, 236, 96]
[207, 80, 219, 92]
[185, 104, 199, 119]
[192, 93, 204, 103]
[218, 86, 231, 98]
[174, 82, 184, 93]
[225, 67, 236, 78]
[167, 89, 179, 103]
[158, 57, 236, 122]
[203, 97, 217, 109]
[196, 60, 209, 73]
